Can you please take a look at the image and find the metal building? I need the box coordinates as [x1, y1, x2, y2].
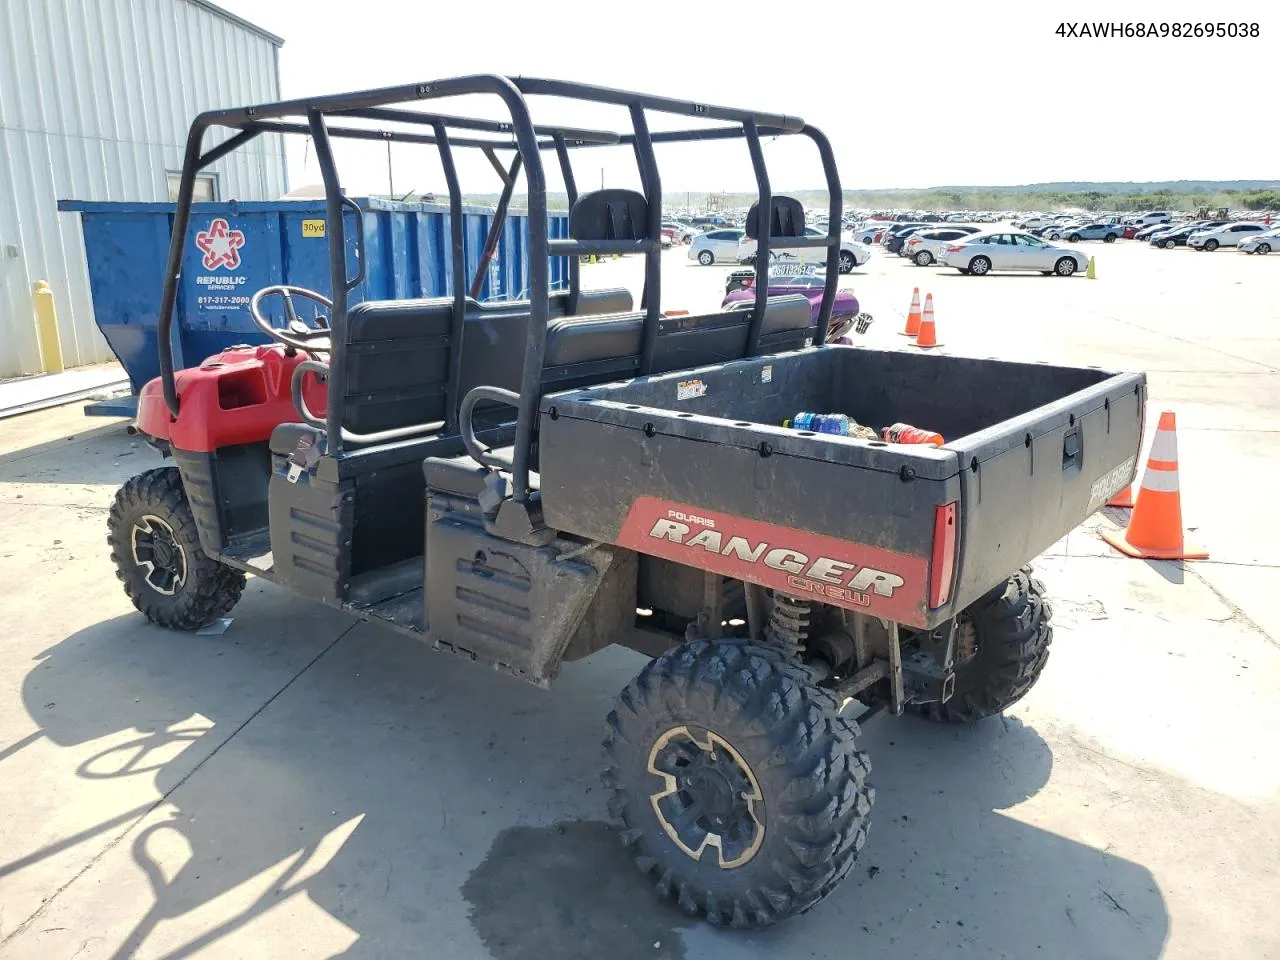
[0, 0, 286, 379]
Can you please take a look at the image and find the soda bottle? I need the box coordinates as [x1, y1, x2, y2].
[882, 422, 945, 446]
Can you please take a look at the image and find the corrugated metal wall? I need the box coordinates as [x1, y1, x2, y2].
[0, 0, 286, 377]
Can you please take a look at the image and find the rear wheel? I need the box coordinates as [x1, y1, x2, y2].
[698, 250, 715, 265]
[1104, 233, 1117, 243]
[1204, 239, 1219, 251]
[108, 467, 245, 630]
[604, 639, 873, 928]
[912, 566, 1053, 723]
[838, 251, 856, 273]
[968, 255, 991, 276]
[914, 250, 934, 266]
[1055, 256, 1077, 276]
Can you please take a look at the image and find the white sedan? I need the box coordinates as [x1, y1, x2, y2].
[1238, 227, 1280, 254]
[939, 231, 1090, 276]
[737, 227, 870, 273]
[687, 228, 745, 265]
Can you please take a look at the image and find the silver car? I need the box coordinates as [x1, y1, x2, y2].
[939, 231, 1090, 276]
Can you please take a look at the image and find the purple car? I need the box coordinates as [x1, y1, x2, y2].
[721, 272, 859, 322]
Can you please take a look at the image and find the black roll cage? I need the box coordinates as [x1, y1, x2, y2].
[157, 75, 843, 502]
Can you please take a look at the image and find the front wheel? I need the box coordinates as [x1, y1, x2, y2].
[838, 251, 856, 273]
[604, 639, 872, 928]
[1257, 242, 1272, 255]
[968, 255, 991, 276]
[108, 468, 245, 630]
[1163, 238, 1177, 249]
[914, 250, 934, 266]
[912, 566, 1053, 723]
[698, 250, 715, 265]
[1203, 239, 1219, 251]
[1055, 256, 1077, 276]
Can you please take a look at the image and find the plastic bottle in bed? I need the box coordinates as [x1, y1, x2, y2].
[882, 422, 945, 446]
[790, 412, 851, 435]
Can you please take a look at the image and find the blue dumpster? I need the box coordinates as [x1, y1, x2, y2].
[58, 197, 569, 415]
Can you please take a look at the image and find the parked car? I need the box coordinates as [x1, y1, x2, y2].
[720, 270, 860, 322]
[881, 223, 936, 254]
[1056, 222, 1121, 243]
[662, 222, 697, 244]
[737, 228, 870, 273]
[1150, 221, 1229, 248]
[903, 228, 981, 266]
[853, 224, 889, 244]
[939, 231, 1090, 276]
[1125, 211, 1173, 227]
[1188, 222, 1269, 251]
[688, 228, 744, 265]
[1238, 226, 1280, 254]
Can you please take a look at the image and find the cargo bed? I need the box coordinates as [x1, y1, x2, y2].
[537, 346, 1145, 629]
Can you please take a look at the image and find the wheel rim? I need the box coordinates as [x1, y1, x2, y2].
[972, 258, 989, 274]
[1260, 244, 1271, 254]
[916, 252, 931, 265]
[699, 252, 712, 264]
[840, 253, 853, 271]
[130, 515, 187, 596]
[647, 726, 765, 869]
[1057, 259, 1073, 275]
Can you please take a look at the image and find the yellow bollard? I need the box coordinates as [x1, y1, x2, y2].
[32, 281, 65, 374]
[1086, 256, 1096, 280]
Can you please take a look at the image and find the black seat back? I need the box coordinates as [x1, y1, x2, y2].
[343, 298, 454, 435]
[539, 295, 814, 390]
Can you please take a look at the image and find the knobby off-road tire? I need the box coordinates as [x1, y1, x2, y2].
[108, 467, 245, 630]
[603, 639, 873, 928]
[914, 565, 1052, 723]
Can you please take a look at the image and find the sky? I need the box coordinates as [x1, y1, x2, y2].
[215, 0, 1274, 198]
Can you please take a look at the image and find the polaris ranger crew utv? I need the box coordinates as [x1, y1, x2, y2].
[109, 76, 1145, 928]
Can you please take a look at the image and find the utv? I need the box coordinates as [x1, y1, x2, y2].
[109, 76, 1145, 928]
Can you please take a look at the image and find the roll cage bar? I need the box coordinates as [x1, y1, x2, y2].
[157, 75, 843, 503]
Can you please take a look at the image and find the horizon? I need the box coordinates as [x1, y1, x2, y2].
[214, 0, 1275, 197]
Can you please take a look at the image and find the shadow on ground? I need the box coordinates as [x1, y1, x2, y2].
[8, 604, 1169, 959]
[0, 420, 137, 487]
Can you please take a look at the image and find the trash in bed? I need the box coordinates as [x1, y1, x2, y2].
[882, 423, 945, 446]
[196, 618, 234, 636]
[786, 412, 878, 440]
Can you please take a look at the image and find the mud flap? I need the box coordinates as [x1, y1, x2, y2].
[425, 495, 613, 687]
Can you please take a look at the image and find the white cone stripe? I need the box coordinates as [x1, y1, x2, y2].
[1148, 428, 1178, 463]
[1141, 468, 1180, 493]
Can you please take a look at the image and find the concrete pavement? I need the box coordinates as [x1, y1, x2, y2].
[1, 242, 1278, 959]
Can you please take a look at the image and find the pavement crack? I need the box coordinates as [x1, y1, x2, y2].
[0, 619, 360, 950]
[1101, 889, 1131, 918]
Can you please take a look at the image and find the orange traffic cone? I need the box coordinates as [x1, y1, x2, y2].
[912, 294, 943, 348]
[1107, 485, 1134, 508]
[1101, 411, 1207, 560]
[898, 288, 922, 337]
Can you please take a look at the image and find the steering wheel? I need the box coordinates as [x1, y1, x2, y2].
[249, 285, 333, 352]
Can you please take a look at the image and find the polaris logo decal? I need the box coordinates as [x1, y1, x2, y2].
[616, 497, 929, 625]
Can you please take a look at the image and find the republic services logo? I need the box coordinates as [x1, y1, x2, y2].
[194, 218, 246, 270]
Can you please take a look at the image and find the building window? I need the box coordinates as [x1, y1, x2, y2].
[166, 172, 218, 202]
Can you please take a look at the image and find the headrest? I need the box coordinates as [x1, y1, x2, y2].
[569, 189, 648, 241]
[745, 196, 806, 239]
